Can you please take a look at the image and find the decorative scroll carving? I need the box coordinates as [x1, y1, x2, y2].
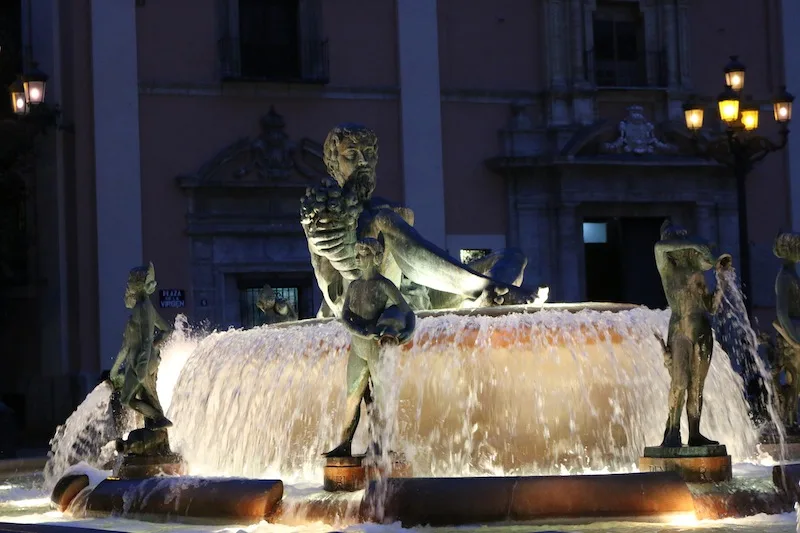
[602, 105, 678, 155]
[177, 106, 322, 188]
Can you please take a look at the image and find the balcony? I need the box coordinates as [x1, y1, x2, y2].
[219, 37, 330, 85]
[585, 49, 668, 89]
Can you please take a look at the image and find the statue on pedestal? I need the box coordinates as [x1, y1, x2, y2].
[300, 123, 548, 320]
[324, 237, 415, 458]
[108, 263, 182, 475]
[654, 220, 733, 447]
[256, 284, 298, 325]
[772, 232, 800, 428]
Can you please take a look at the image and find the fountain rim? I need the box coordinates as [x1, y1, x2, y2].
[260, 301, 648, 331]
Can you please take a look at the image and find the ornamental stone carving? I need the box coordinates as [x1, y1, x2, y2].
[602, 105, 678, 155]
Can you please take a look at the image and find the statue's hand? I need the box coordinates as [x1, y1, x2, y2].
[715, 253, 733, 273]
[108, 371, 124, 391]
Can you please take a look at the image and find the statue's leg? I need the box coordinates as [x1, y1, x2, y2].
[662, 336, 691, 447]
[324, 347, 370, 457]
[373, 211, 537, 300]
[687, 335, 718, 446]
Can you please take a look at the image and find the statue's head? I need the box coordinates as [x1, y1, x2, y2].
[125, 262, 157, 309]
[774, 232, 800, 263]
[660, 219, 689, 241]
[355, 237, 384, 271]
[323, 123, 378, 203]
[257, 284, 276, 313]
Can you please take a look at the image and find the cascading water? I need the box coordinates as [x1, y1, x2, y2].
[164, 307, 760, 483]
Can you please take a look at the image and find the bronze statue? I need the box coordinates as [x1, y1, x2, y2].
[324, 237, 415, 458]
[256, 283, 298, 324]
[300, 123, 547, 319]
[772, 232, 800, 427]
[109, 263, 173, 431]
[655, 220, 732, 447]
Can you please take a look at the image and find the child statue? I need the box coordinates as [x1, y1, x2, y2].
[256, 283, 298, 324]
[772, 232, 800, 428]
[109, 263, 174, 440]
[324, 236, 416, 458]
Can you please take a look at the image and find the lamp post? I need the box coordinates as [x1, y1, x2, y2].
[682, 56, 794, 314]
[5, 62, 59, 134]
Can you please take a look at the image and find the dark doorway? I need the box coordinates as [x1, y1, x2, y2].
[584, 217, 666, 308]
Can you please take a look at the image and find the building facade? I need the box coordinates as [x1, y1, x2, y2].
[0, 0, 796, 443]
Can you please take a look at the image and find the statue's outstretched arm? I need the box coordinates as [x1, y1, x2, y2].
[655, 238, 713, 257]
[109, 347, 127, 387]
[776, 269, 800, 347]
[373, 210, 493, 297]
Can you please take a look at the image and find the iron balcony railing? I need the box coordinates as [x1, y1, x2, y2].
[584, 49, 668, 89]
[219, 37, 330, 84]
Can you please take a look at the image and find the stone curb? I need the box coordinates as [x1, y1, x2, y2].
[0, 457, 47, 476]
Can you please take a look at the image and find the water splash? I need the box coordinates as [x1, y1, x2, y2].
[167, 307, 759, 483]
[713, 268, 786, 461]
[42, 382, 133, 491]
[43, 315, 202, 490]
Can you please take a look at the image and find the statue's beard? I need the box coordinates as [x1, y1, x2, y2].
[344, 170, 375, 203]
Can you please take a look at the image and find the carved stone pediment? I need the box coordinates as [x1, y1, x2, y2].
[177, 106, 325, 189]
[600, 106, 678, 155]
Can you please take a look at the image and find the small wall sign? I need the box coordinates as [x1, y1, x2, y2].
[159, 289, 185, 309]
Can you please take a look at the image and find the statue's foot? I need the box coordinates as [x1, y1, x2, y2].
[323, 442, 352, 458]
[660, 429, 682, 447]
[688, 434, 719, 447]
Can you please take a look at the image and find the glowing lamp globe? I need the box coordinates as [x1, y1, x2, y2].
[22, 65, 48, 106]
[724, 55, 746, 92]
[773, 86, 795, 124]
[717, 86, 740, 125]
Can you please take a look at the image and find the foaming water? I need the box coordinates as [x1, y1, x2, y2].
[167, 307, 759, 483]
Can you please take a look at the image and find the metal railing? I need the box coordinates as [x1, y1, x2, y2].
[584, 49, 668, 88]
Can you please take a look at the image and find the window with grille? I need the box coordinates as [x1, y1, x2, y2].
[591, 2, 648, 87]
[240, 286, 299, 328]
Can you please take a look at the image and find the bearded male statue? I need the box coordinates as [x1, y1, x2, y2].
[300, 123, 548, 318]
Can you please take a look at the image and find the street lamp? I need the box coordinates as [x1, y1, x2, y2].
[8, 76, 26, 116]
[683, 55, 794, 313]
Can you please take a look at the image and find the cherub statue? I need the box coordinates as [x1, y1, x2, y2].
[772, 232, 800, 427]
[654, 220, 733, 447]
[256, 284, 298, 324]
[324, 237, 416, 458]
[109, 262, 173, 431]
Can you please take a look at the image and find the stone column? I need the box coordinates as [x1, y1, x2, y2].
[661, 0, 680, 88]
[397, 0, 446, 247]
[640, 0, 660, 86]
[695, 202, 717, 245]
[545, 0, 568, 89]
[558, 202, 581, 302]
[570, 0, 586, 86]
[516, 197, 553, 289]
[91, 0, 143, 369]
[717, 205, 741, 264]
[676, 0, 692, 89]
[783, 0, 800, 231]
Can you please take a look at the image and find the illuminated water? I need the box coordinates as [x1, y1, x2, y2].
[12, 303, 792, 531]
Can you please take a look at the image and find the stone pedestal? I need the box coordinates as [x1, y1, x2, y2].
[113, 427, 186, 479]
[115, 452, 186, 479]
[323, 452, 413, 492]
[639, 445, 732, 483]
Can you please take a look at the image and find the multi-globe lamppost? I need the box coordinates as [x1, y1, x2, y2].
[682, 56, 794, 313]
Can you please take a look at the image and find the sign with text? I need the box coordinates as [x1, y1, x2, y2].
[159, 289, 185, 309]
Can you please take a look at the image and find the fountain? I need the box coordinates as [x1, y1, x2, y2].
[2, 124, 799, 532]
